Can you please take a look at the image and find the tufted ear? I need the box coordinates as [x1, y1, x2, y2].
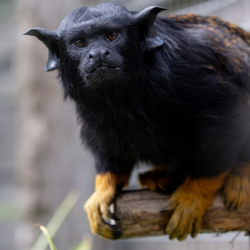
[133, 6, 167, 51]
[24, 28, 59, 72]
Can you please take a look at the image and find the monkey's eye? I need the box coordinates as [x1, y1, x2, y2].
[107, 32, 118, 41]
[73, 40, 87, 48]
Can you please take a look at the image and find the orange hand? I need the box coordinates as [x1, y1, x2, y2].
[84, 172, 130, 239]
[162, 173, 227, 240]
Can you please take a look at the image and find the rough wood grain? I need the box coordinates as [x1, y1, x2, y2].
[115, 189, 250, 239]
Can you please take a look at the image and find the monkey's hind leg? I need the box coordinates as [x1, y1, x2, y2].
[223, 162, 250, 211]
[138, 167, 171, 193]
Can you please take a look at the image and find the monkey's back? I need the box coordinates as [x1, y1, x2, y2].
[157, 14, 250, 93]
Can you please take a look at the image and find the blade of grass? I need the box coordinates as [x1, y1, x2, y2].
[37, 225, 57, 250]
[69, 237, 92, 250]
[31, 190, 80, 250]
[72, 241, 91, 250]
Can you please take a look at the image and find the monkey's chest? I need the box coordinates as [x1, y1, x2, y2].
[81, 113, 173, 163]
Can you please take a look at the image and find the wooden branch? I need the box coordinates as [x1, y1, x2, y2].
[115, 189, 250, 239]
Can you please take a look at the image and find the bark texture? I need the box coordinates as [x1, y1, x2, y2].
[115, 189, 250, 239]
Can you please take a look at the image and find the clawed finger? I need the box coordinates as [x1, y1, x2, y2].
[100, 204, 120, 221]
[97, 223, 122, 239]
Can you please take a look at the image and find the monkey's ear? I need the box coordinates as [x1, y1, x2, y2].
[133, 6, 167, 51]
[24, 28, 59, 72]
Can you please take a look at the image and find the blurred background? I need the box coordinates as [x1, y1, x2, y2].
[0, 0, 250, 249]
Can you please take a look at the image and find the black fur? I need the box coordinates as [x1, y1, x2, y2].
[25, 3, 250, 187]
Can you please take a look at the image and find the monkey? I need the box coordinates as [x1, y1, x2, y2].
[25, 3, 250, 241]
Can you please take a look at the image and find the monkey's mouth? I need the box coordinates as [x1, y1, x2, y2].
[84, 63, 121, 84]
[86, 63, 120, 74]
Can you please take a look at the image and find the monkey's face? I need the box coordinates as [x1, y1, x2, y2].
[25, 4, 166, 93]
[73, 31, 123, 85]
[59, 18, 128, 86]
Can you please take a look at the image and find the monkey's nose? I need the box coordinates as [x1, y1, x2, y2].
[88, 49, 110, 61]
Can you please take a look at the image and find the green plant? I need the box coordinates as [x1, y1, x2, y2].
[31, 191, 92, 250]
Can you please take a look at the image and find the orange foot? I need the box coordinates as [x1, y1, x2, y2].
[223, 162, 250, 210]
[138, 168, 171, 192]
[84, 172, 130, 239]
